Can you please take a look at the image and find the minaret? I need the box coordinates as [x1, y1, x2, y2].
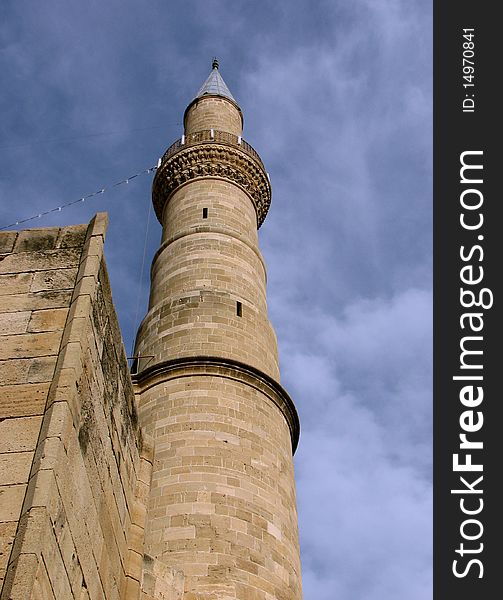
[134, 60, 302, 600]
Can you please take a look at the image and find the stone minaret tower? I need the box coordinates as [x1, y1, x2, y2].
[133, 60, 302, 600]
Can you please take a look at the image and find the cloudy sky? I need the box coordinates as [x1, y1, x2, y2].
[1, 1, 432, 598]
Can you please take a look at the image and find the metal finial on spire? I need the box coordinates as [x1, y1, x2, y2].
[193, 59, 237, 104]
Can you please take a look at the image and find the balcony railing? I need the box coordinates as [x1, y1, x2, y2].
[160, 129, 264, 168]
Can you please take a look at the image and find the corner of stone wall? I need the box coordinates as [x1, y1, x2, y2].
[1, 213, 154, 600]
[1, 220, 88, 593]
[1, 212, 185, 600]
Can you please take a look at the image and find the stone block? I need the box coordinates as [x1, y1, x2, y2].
[31, 559, 57, 600]
[31, 268, 78, 292]
[41, 522, 74, 599]
[0, 416, 42, 453]
[0, 452, 33, 486]
[31, 435, 66, 475]
[0, 231, 18, 254]
[122, 575, 140, 600]
[0, 359, 33, 385]
[1, 552, 40, 600]
[0, 484, 27, 522]
[0, 520, 17, 584]
[72, 274, 98, 301]
[58, 524, 84, 596]
[27, 307, 69, 332]
[0, 248, 82, 276]
[0, 382, 50, 418]
[56, 224, 87, 249]
[14, 228, 60, 253]
[7, 507, 50, 566]
[0, 272, 32, 296]
[84, 212, 108, 240]
[37, 401, 75, 453]
[80, 236, 104, 263]
[0, 290, 73, 313]
[26, 356, 58, 383]
[22, 469, 57, 518]
[0, 331, 61, 360]
[0, 311, 31, 335]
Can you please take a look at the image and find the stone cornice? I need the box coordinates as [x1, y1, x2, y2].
[132, 356, 300, 454]
[152, 142, 272, 229]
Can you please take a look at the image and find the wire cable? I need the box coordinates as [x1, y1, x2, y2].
[0, 163, 159, 231]
[130, 194, 153, 357]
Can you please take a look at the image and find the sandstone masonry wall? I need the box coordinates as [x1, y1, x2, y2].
[0, 215, 182, 600]
[1, 223, 86, 590]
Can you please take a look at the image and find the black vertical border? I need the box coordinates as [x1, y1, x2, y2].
[434, 3, 499, 598]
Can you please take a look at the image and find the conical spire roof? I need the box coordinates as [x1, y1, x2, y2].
[195, 58, 237, 104]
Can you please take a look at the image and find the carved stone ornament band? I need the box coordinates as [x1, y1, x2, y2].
[152, 143, 272, 228]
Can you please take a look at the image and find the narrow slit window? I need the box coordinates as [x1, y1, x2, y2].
[236, 301, 242, 317]
[202, 207, 208, 219]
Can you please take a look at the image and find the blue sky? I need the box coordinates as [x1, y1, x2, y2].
[0, 1, 432, 598]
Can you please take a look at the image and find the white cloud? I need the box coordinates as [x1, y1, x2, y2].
[284, 290, 432, 599]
